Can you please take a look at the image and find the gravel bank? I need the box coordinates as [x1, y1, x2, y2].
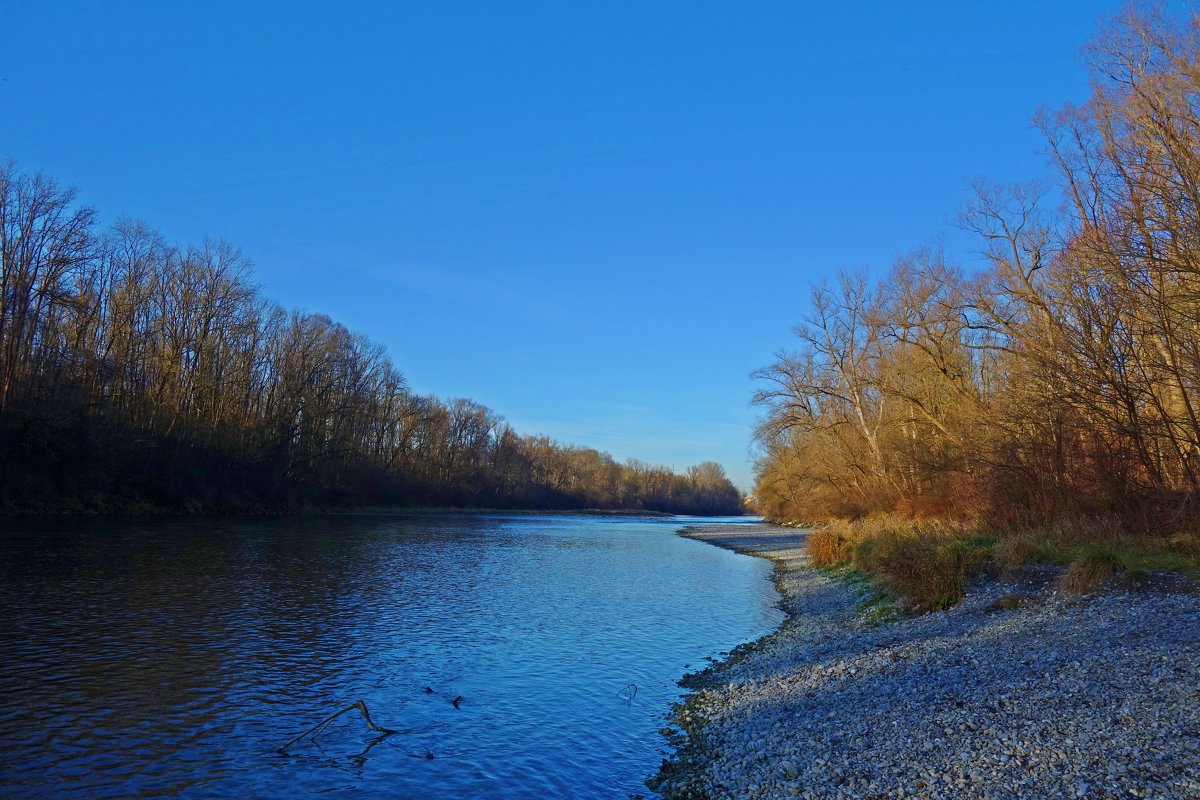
[650, 524, 1200, 800]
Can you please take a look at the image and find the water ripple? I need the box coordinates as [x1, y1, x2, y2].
[0, 515, 781, 799]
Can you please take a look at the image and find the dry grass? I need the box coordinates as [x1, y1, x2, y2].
[1058, 544, 1125, 593]
[994, 534, 1039, 571]
[805, 513, 1199, 613]
[991, 532, 1075, 571]
[808, 519, 858, 566]
[852, 531, 991, 612]
[1030, 516, 1127, 544]
[810, 516, 992, 612]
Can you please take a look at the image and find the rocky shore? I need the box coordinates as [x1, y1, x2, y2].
[650, 524, 1200, 800]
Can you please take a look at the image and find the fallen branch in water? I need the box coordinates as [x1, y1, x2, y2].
[278, 699, 396, 752]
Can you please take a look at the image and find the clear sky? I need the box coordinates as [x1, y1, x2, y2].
[4, 1, 1135, 490]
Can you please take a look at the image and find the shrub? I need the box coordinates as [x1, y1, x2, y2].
[992, 532, 1069, 569]
[1046, 516, 1127, 544]
[852, 530, 989, 612]
[1059, 544, 1125, 593]
[807, 519, 858, 566]
[994, 535, 1039, 571]
[810, 513, 1196, 612]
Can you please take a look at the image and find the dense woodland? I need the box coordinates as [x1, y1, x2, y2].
[0, 170, 742, 515]
[753, 8, 1200, 533]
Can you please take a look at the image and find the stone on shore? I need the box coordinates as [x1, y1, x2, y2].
[649, 523, 1200, 800]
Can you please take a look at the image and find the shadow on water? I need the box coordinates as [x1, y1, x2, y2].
[0, 514, 782, 799]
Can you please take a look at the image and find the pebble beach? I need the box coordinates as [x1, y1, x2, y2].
[650, 524, 1200, 800]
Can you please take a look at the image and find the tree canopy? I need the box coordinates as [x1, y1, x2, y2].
[0, 165, 742, 515]
[753, 7, 1200, 531]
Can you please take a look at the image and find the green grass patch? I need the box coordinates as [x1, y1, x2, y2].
[1059, 543, 1125, 593]
[856, 589, 900, 625]
[818, 561, 900, 624]
[1091, 540, 1200, 575]
[804, 514, 1199, 611]
[851, 530, 991, 612]
[818, 562, 869, 582]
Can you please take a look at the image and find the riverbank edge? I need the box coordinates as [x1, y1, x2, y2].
[0, 503, 695, 519]
[650, 523, 1200, 800]
[649, 523, 824, 798]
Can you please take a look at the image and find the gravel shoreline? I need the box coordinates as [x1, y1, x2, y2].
[650, 523, 1200, 800]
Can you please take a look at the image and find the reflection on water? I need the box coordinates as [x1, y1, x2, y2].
[0, 514, 781, 799]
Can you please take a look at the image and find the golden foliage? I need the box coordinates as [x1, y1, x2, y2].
[807, 519, 858, 567]
[754, 7, 1200, 536]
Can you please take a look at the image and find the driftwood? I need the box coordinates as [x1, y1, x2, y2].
[278, 699, 396, 752]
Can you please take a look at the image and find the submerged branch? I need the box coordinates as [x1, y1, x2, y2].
[278, 699, 396, 752]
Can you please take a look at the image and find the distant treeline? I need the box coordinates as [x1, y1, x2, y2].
[753, 7, 1200, 531]
[0, 168, 741, 515]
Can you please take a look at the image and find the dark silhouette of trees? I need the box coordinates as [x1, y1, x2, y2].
[0, 162, 742, 515]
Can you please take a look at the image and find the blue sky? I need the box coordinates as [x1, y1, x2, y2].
[4, 1, 1133, 490]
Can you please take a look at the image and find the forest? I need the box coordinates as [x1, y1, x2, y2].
[0, 169, 742, 515]
[753, 7, 1200, 537]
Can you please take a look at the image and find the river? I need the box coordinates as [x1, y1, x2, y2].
[0, 513, 781, 799]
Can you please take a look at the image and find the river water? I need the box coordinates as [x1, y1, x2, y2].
[0, 514, 781, 799]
